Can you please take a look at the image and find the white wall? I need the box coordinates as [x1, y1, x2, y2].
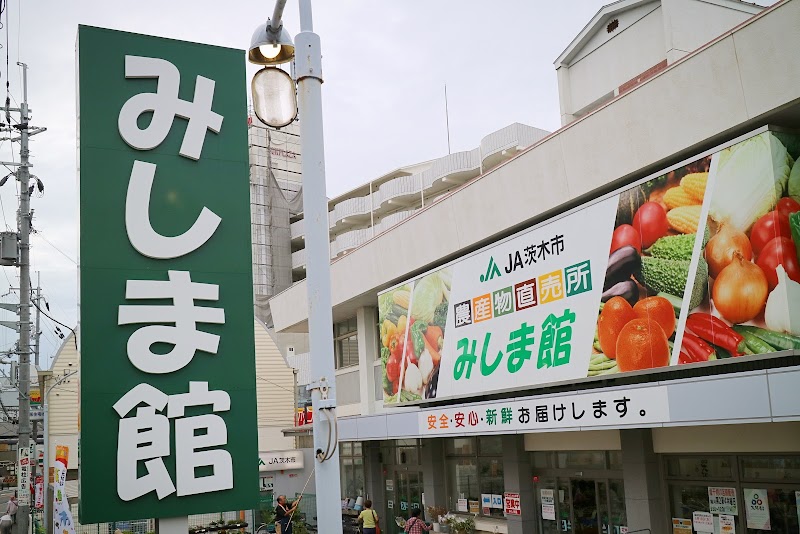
[662, 0, 760, 63]
[46, 334, 79, 468]
[568, 4, 665, 115]
[255, 318, 297, 452]
[653, 422, 800, 453]
[271, 0, 800, 333]
[524, 430, 621, 451]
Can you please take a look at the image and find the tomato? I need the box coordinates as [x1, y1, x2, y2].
[610, 224, 642, 254]
[756, 236, 800, 290]
[386, 355, 401, 383]
[632, 202, 669, 248]
[392, 381, 399, 395]
[751, 211, 792, 256]
[776, 197, 800, 224]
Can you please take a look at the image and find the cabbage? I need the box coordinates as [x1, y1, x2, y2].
[709, 132, 791, 232]
[411, 273, 444, 324]
[789, 157, 800, 202]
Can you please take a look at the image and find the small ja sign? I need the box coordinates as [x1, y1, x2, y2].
[259, 450, 304, 472]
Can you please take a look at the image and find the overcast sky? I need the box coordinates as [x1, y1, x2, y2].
[0, 0, 776, 363]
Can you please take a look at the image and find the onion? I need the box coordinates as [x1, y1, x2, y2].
[712, 252, 768, 324]
[705, 224, 752, 278]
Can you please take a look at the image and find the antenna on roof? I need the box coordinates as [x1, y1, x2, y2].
[444, 84, 452, 155]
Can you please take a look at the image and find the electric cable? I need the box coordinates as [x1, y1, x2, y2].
[30, 298, 76, 351]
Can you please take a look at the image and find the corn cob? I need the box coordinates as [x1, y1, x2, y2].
[663, 186, 700, 210]
[680, 172, 708, 202]
[667, 205, 702, 234]
[393, 290, 411, 309]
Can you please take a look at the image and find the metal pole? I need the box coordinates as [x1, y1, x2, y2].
[29, 274, 41, 532]
[293, 0, 342, 531]
[41, 398, 48, 534]
[16, 61, 32, 534]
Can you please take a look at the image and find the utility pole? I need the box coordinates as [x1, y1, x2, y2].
[15, 61, 34, 534]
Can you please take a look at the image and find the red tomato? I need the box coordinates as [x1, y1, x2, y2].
[776, 197, 800, 224]
[756, 236, 800, 290]
[633, 202, 669, 248]
[386, 355, 400, 383]
[610, 224, 642, 254]
[751, 211, 792, 256]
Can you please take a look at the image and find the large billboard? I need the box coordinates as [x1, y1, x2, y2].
[78, 26, 258, 521]
[380, 128, 800, 406]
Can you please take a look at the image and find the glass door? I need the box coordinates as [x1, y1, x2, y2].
[536, 478, 626, 534]
[391, 471, 424, 534]
[572, 480, 599, 534]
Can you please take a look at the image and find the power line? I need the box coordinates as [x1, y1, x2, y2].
[32, 232, 77, 265]
[255, 375, 296, 394]
[31, 297, 76, 351]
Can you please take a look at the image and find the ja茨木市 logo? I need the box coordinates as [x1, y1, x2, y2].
[480, 256, 502, 283]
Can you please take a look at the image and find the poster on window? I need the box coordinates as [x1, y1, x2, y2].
[672, 518, 692, 534]
[719, 514, 735, 534]
[693, 511, 714, 533]
[540, 489, 555, 520]
[709, 486, 738, 515]
[744, 489, 770, 530]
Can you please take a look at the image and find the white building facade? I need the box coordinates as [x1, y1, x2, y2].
[269, 1, 800, 533]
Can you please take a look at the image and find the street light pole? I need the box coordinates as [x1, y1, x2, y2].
[293, 1, 343, 530]
[249, 1, 342, 529]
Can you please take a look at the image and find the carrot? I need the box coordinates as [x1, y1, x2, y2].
[423, 334, 442, 366]
[425, 326, 443, 350]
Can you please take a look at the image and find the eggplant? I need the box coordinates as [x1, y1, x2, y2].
[601, 280, 638, 306]
[603, 245, 641, 291]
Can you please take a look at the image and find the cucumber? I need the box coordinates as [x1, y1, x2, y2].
[733, 325, 800, 351]
[738, 330, 775, 354]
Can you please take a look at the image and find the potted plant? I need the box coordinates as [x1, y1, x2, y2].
[443, 515, 475, 534]
[426, 506, 448, 532]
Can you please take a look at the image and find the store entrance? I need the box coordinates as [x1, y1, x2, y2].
[536, 478, 627, 534]
[384, 470, 424, 533]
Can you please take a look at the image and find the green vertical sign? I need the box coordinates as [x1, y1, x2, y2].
[78, 26, 258, 523]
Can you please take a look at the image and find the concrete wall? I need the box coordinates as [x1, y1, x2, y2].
[568, 3, 665, 114]
[270, 0, 800, 333]
[653, 422, 800, 453]
[661, 0, 760, 63]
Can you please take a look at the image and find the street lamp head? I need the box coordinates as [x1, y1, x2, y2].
[248, 20, 295, 65]
[251, 67, 297, 128]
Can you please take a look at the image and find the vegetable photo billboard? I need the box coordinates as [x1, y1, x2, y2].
[379, 127, 800, 406]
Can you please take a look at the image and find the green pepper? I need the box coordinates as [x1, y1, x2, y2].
[410, 321, 427, 357]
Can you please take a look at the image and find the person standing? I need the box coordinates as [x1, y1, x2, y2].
[275, 494, 301, 534]
[357, 500, 379, 534]
[404, 509, 430, 534]
[5, 496, 17, 525]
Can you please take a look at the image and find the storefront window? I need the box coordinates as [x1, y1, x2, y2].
[395, 439, 420, 466]
[741, 455, 800, 481]
[557, 451, 606, 470]
[334, 317, 358, 369]
[607, 451, 622, 470]
[664, 454, 800, 534]
[666, 456, 734, 479]
[340, 441, 365, 501]
[445, 437, 476, 455]
[445, 436, 504, 518]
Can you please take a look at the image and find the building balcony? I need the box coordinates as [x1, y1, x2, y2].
[291, 248, 306, 270]
[480, 122, 549, 172]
